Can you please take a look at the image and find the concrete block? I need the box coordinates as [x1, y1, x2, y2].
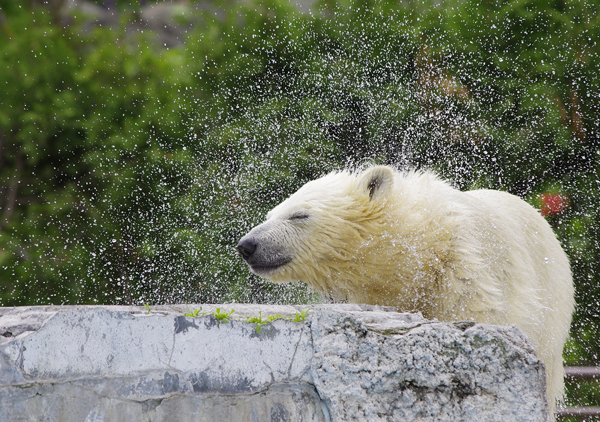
[0, 304, 549, 421]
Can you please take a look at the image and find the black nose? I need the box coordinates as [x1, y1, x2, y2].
[237, 238, 257, 261]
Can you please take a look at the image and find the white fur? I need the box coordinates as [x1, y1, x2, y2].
[239, 166, 574, 416]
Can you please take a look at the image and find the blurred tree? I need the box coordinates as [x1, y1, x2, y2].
[1, 0, 599, 410]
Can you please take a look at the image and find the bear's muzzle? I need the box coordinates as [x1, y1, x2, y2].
[237, 226, 293, 276]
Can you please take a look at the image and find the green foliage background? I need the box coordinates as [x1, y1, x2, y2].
[1, 0, 599, 412]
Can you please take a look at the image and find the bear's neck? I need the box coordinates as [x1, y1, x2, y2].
[309, 236, 450, 318]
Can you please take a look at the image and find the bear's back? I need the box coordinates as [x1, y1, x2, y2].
[463, 188, 573, 412]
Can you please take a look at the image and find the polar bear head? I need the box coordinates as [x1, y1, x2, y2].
[237, 166, 395, 289]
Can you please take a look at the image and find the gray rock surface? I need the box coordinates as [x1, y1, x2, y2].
[0, 304, 549, 421]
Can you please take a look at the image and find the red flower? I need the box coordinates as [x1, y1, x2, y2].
[539, 193, 570, 217]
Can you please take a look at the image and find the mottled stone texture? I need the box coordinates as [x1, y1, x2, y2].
[0, 304, 549, 421]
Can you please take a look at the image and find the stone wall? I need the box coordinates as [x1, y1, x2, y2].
[0, 304, 549, 421]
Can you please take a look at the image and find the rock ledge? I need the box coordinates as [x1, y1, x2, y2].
[0, 304, 549, 421]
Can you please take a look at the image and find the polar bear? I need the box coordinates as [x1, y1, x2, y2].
[237, 165, 574, 415]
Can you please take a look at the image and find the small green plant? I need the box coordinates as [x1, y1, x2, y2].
[246, 311, 284, 333]
[180, 307, 310, 332]
[212, 308, 234, 324]
[246, 311, 266, 333]
[292, 309, 309, 322]
[266, 313, 283, 322]
[246, 310, 310, 333]
[183, 304, 204, 318]
[143, 303, 152, 314]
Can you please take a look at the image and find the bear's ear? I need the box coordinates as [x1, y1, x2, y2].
[357, 166, 394, 201]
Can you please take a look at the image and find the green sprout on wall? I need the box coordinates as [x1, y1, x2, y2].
[183, 304, 205, 318]
[246, 310, 310, 333]
[291, 309, 309, 322]
[246, 311, 283, 333]
[181, 307, 310, 332]
[212, 308, 235, 324]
